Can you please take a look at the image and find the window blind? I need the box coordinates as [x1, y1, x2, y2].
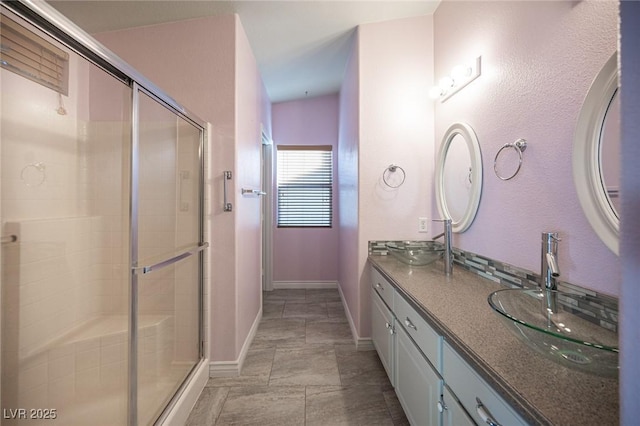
[0, 14, 69, 95]
[277, 145, 333, 228]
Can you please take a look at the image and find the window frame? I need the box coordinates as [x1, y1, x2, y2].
[276, 144, 334, 229]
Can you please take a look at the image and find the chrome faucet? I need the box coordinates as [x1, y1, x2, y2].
[541, 232, 560, 315]
[432, 219, 453, 276]
[541, 232, 561, 290]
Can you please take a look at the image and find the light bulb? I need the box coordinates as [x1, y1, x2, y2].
[439, 76, 454, 89]
[428, 86, 444, 99]
[451, 64, 472, 81]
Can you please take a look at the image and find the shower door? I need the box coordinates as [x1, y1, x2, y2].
[1, 9, 132, 425]
[1, 4, 206, 425]
[133, 89, 204, 425]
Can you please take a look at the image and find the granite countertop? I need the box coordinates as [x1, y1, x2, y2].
[368, 255, 619, 426]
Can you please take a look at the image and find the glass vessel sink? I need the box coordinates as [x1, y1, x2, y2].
[385, 241, 444, 266]
[488, 288, 618, 378]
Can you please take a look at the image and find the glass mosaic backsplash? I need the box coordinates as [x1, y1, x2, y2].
[369, 240, 618, 333]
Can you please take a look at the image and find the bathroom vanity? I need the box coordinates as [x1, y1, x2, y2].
[369, 255, 619, 426]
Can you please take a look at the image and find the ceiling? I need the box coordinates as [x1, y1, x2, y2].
[48, 1, 440, 103]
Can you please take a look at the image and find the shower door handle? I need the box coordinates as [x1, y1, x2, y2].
[132, 242, 209, 275]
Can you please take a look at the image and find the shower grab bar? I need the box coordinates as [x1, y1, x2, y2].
[223, 171, 233, 212]
[132, 242, 209, 275]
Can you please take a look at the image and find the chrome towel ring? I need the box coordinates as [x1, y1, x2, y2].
[494, 139, 527, 181]
[383, 164, 406, 188]
[21, 162, 46, 187]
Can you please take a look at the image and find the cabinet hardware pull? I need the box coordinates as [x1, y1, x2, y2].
[437, 399, 447, 413]
[375, 282, 383, 290]
[385, 322, 391, 329]
[404, 317, 417, 330]
[389, 326, 395, 335]
[476, 397, 502, 426]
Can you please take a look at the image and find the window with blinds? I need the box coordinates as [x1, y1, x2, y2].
[0, 14, 69, 95]
[277, 145, 333, 228]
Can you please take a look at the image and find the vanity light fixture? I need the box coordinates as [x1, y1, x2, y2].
[430, 56, 482, 102]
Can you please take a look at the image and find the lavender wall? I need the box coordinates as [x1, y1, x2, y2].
[272, 94, 340, 283]
[433, 0, 620, 296]
[620, 3, 640, 423]
[96, 14, 270, 363]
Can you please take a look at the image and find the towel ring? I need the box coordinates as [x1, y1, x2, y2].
[20, 162, 46, 187]
[382, 164, 406, 188]
[494, 139, 527, 181]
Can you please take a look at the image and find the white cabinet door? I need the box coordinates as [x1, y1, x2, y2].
[443, 343, 527, 426]
[442, 385, 475, 426]
[395, 324, 442, 426]
[372, 290, 395, 384]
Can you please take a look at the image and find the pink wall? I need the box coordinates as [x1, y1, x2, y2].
[272, 94, 340, 283]
[620, 3, 640, 423]
[433, 0, 620, 296]
[338, 16, 435, 338]
[96, 14, 269, 363]
[338, 32, 361, 333]
[234, 17, 271, 354]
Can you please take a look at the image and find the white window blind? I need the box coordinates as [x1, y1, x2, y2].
[0, 14, 69, 95]
[277, 145, 333, 228]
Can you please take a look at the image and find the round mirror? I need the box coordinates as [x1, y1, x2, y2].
[435, 122, 483, 233]
[573, 53, 619, 255]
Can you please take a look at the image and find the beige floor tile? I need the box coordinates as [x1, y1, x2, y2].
[305, 385, 394, 426]
[185, 387, 229, 426]
[306, 288, 341, 303]
[335, 344, 391, 387]
[306, 317, 353, 345]
[282, 302, 328, 319]
[216, 386, 305, 425]
[207, 347, 275, 387]
[263, 289, 306, 301]
[253, 318, 306, 347]
[263, 301, 285, 319]
[327, 301, 347, 318]
[383, 389, 411, 426]
[269, 345, 341, 386]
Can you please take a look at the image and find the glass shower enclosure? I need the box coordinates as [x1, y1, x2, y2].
[0, 2, 207, 425]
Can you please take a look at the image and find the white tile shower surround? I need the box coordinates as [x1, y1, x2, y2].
[1, 216, 196, 425]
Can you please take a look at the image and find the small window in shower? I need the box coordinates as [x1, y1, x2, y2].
[0, 14, 69, 94]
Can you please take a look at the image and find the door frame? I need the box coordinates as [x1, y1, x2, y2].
[261, 127, 274, 292]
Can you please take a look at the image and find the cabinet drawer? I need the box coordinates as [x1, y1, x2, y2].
[371, 267, 395, 310]
[443, 343, 527, 426]
[395, 293, 441, 371]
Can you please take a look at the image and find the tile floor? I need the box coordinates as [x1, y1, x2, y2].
[186, 288, 409, 425]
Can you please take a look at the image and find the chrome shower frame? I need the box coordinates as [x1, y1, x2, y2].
[1, 1, 209, 425]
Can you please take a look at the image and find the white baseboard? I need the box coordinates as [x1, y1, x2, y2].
[209, 306, 262, 377]
[160, 357, 209, 426]
[337, 283, 374, 351]
[272, 281, 338, 289]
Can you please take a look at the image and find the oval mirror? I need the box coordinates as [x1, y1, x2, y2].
[573, 53, 619, 255]
[435, 122, 483, 233]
